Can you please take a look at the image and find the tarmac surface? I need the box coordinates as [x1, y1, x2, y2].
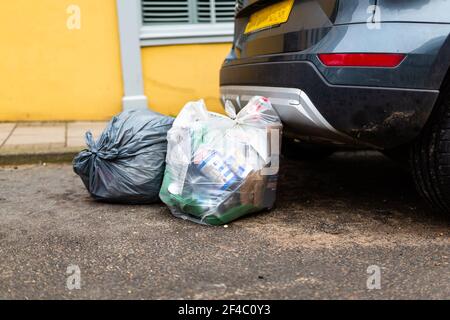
[0, 152, 449, 299]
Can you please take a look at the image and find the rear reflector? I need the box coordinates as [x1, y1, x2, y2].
[318, 53, 406, 67]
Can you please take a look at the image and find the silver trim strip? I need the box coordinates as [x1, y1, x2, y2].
[221, 85, 355, 144]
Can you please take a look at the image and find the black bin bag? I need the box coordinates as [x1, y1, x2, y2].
[73, 109, 174, 204]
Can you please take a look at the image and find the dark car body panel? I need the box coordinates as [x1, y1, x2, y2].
[220, 0, 450, 149]
[221, 61, 438, 148]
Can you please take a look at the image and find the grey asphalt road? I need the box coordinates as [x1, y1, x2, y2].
[0, 152, 449, 299]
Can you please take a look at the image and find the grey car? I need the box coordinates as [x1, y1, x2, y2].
[220, 0, 450, 215]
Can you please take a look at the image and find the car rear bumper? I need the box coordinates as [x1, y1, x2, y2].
[221, 85, 356, 146]
[220, 60, 439, 149]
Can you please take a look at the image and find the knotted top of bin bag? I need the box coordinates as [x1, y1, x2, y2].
[226, 96, 282, 165]
[169, 96, 282, 169]
[173, 96, 281, 129]
[73, 109, 174, 204]
[225, 96, 281, 128]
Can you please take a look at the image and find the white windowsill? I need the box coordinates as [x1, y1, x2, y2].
[140, 23, 234, 47]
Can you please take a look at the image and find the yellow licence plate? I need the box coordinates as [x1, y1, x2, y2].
[245, 0, 295, 34]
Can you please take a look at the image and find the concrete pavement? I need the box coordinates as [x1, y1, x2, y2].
[0, 122, 107, 164]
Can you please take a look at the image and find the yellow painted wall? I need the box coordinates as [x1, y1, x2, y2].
[0, 0, 123, 121]
[0, 1, 231, 121]
[142, 43, 231, 116]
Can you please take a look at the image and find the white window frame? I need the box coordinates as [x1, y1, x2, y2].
[141, 23, 234, 47]
[140, 0, 235, 46]
[116, 0, 234, 110]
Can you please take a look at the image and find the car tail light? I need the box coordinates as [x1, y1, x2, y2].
[318, 53, 406, 68]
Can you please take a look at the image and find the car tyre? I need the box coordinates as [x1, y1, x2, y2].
[411, 82, 450, 215]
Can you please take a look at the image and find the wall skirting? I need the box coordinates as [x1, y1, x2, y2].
[122, 95, 149, 110]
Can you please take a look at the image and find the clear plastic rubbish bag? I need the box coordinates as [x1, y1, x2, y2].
[73, 108, 174, 204]
[159, 96, 282, 225]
